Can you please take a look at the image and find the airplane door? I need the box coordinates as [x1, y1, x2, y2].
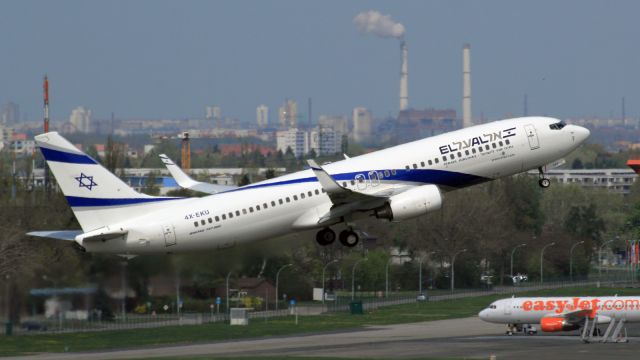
[162, 225, 177, 247]
[524, 124, 540, 150]
[503, 299, 513, 316]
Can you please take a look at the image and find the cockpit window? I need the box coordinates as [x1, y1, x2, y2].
[489, 305, 497, 309]
[549, 121, 566, 130]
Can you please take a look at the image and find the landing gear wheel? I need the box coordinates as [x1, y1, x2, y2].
[339, 230, 359, 247]
[538, 178, 550, 188]
[316, 228, 336, 246]
[537, 166, 550, 188]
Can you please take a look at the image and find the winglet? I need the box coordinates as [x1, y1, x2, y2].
[160, 154, 237, 194]
[307, 159, 344, 193]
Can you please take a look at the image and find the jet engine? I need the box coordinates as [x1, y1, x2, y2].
[540, 317, 580, 332]
[374, 184, 442, 222]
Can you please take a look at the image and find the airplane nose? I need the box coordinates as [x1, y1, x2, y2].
[478, 309, 488, 320]
[572, 125, 590, 144]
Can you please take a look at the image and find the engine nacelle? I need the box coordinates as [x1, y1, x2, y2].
[375, 185, 442, 222]
[540, 317, 580, 332]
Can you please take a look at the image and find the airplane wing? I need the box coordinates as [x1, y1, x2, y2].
[159, 154, 237, 194]
[307, 160, 406, 223]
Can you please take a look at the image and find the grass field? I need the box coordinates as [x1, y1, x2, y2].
[1, 286, 639, 356]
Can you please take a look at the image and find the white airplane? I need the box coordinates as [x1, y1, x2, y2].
[28, 116, 589, 254]
[479, 296, 640, 336]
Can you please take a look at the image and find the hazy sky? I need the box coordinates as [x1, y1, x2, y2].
[1, 0, 639, 122]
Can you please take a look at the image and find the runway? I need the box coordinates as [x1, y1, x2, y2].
[6, 317, 640, 360]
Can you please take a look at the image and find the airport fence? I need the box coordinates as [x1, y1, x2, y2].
[6, 275, 638, 335]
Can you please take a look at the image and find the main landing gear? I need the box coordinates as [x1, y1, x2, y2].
[315, 227, 360, 248]
[538, 166, 550, 188]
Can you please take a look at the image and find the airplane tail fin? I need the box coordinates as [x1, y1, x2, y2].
[35, 132, 182, 232]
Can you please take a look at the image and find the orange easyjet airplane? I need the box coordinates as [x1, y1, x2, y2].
[479, 296, 640, 337]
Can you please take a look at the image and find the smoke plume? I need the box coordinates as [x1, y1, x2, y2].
[353, 10, 405, 39]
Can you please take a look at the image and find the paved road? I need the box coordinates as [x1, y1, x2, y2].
[6, 317, 640, 360]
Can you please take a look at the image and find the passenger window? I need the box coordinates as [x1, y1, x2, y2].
[249, 207, 254, 213]
[435, 158, 439, 164]
[350, 180, 355, 186]
[271, 201, 276, 206]
[256, 205, 261, 210]
[229, 212, 233, 218]
[420, 161, 425, 167]
[261, 203, 266, 209]
[208, 218, 213, 223]
[301, 193, 305, 199]
[492, 143, 497, 149]
[321, 189, 326, 193]
[457, 152, 462, 158]
[485, 145, 490, 150]
[286, 197, 291, 202]
[201, 220, 206, 225]
[505, 139, 510, 145]
[391, 170, 396, 175]
[235, 210, 240, 216]
[405, 165, 410, 170]
[308, 191, 312, 197]
[384, 170, 390, 177]
[499, 141, 503, 147]
[194, 222, 198, 227]
[465, 150, 469, 156]
[442, 156, 447, 162]
[342, 182, 347, 187]
[222, 214, 227, 220]
[315, 189, 320, 195]
[472, 148, 477, 154]
[215, 216, 220, 222]
[293, 195, 298, 201]
[242, 209, 247, 215]
[279, 199, 283, 205]
[450, 154, 454, 160]
[478, 146, 483, 152]
[413, 163, 418, 169]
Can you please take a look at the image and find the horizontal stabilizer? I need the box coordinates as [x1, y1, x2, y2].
[77, 226, 128, 243]
[159, 154, 237, 194]
[27, 230, 83, 241]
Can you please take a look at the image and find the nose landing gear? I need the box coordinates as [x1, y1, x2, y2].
[538, 167, 550, 188]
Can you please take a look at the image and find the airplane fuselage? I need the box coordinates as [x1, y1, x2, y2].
[480, 296, 640, 325]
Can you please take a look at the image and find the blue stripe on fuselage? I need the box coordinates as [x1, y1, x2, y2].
[40, 147, 98, 164]
[227, 169, 489, 193]
[66, 196, 182, 207]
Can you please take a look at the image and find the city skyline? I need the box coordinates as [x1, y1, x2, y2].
[1, 1, 639, 123]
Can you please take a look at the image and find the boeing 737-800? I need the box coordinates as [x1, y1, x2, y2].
[28, 116, 589, 254]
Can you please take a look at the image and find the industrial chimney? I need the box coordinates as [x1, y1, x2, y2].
[462, 44, 472, 128]
[399, 40, 409, 111]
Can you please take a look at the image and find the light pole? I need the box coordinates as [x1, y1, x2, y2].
[322, 260, 339, 304]
[599, 239, 615, 283]
[451, 249, 467, 293]
[351, 258, 367, 300]
[225, 270, 233, 314]
[540, 242, 556, 284]
[275, 264, 293, 310]
[385, 256, 395, 297]
[570, 241, 585, 282]
[510, 243, 527, 278]
[418, 251, 436, 295]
